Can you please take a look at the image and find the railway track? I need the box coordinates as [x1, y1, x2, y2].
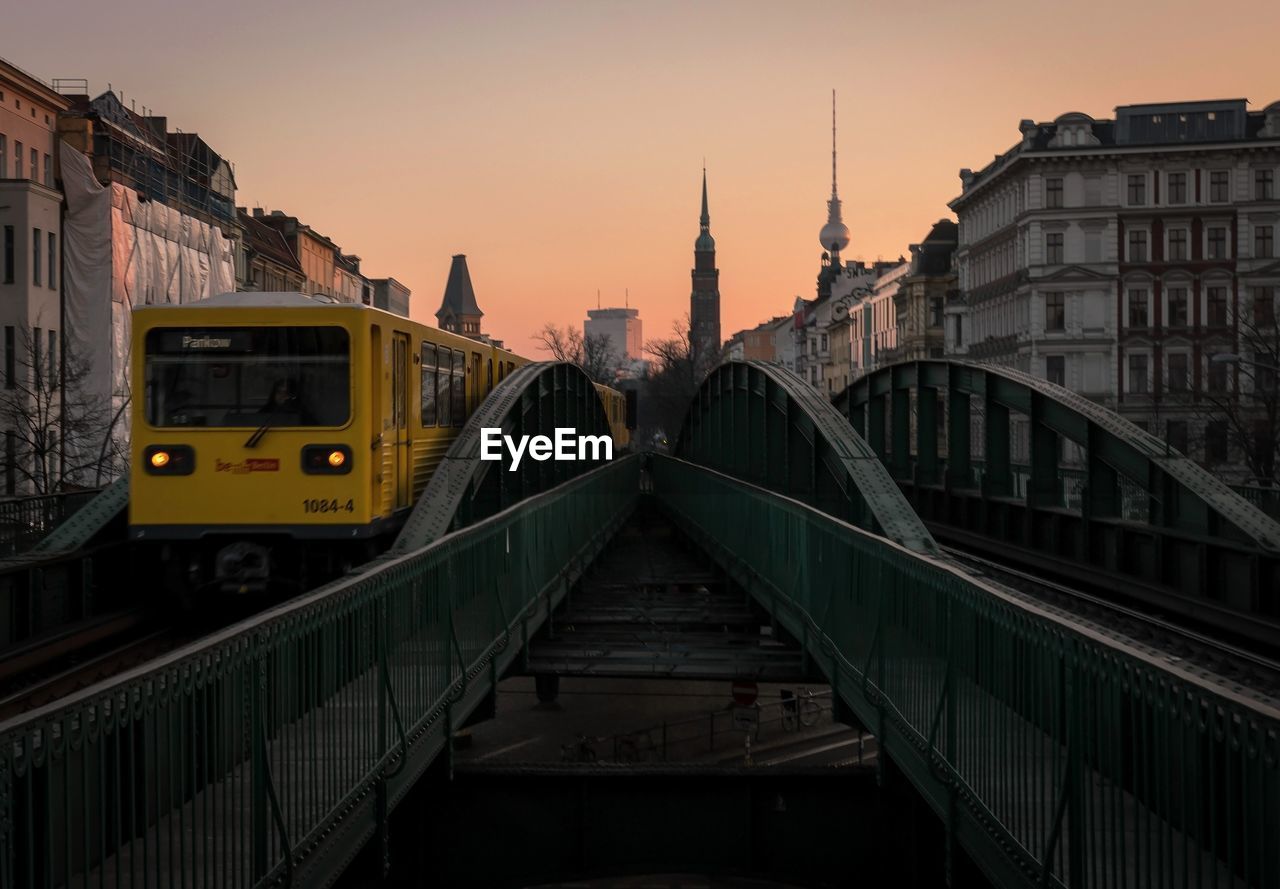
[945, 546, 1280, 703]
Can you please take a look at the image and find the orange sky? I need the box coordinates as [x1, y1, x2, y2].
[8, 0, 1280, 352]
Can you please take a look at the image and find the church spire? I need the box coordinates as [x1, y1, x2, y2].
[819, 89, 851, 257]
[695, 165, 715, 253]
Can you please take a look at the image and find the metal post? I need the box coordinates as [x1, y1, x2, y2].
[250, 643, 268, 880]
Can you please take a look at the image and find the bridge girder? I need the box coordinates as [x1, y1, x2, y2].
[836, 359, 1280, 635]
[393, 361, 614, 551]
[676, 361, 936, 554]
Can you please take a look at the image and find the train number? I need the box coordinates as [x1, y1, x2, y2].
[303, 498, 355, 514]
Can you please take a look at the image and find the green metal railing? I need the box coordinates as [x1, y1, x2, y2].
[651, 455, 1280, 889]
[0, 456, 640, 888]
[0, 489, 103, 558]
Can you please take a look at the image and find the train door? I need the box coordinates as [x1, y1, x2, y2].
[470, 351, 482, 415]
[392, 332, 412, 509]
[370, 325, 385, 515]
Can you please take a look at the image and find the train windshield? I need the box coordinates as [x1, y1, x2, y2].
[144, 326, 350, 428]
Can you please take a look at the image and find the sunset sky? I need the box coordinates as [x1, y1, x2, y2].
[8, 0, 1280, 351]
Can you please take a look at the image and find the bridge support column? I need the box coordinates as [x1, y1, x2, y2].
[916, 387, 939, 487]
[945, 389, 970, 489]
[890, 388, 911, 480]
[982, 397, 1012, 499]
[1028, 399, 1060, 510]
[535, 673, 560, 704]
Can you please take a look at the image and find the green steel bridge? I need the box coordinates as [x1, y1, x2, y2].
[1, 360, 1277, 888]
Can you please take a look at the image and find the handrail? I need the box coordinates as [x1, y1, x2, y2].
[650, 454, 1279, 886]
[0, 455, 641, 889]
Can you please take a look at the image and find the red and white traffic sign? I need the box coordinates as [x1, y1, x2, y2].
[731, 680, 758, 707]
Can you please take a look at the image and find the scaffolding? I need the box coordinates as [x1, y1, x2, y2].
[52, 80, 236, 233]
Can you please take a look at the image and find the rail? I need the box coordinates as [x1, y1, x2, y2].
[0, 455, 640, 889]
[1231, 482, 1280, 520]
[651, 454, 1280, 889]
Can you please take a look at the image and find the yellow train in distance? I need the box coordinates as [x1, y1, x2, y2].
[129, 292, 628, 599]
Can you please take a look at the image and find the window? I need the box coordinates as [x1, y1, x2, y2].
[1045, 292, 1065, 331]
[2, 226, 12, 284]
[1127, 289, 1149, 328]
[33, 328, 41, 387]
[420, 343, 438, 425]
[143, 326, 351, 427]
[1168, 228, 1188, 261]
[1167, 287, 1189, 327]
[1128, 353, 1149, 394]
[1258, 169, 1275, 200]
[0, 136, 5, 181]
[1207, 354, 1228, 392]
[451, 349, 465, 426]
[1207, 227, 1227, 259]
[29, 149, 36, 181]
[47, 330, 55, 384]
[1046, 232, 1064, 264]
[820, 333, 828, 352]
[929, 297, 943, 327]
[1166, 420, 1188, 454]
[43, 154, 51, 187]
[1046, 355, 1065, 386]
[32, 229, 40, 287]
[1046, 177, 1063, 208]
[1209, 170, 1228, 202]
[1167, 352, 1189, 390]
[14, 141, 22, 179]
[1167, 172, 1187, 203]
[1256, 225, 1274, 258]
[47, 233, 55, 290]
[1207, 287, 1228, 326]
[1084, 230, 1101, 262]
[1206, 420, 1228, 464]
[1255, 287, 1276, 327]
[4, 327, 13, 389]
[1128, 230, 1148, 262]
[1127, 174, 1146, 205]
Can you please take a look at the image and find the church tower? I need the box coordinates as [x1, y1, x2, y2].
[436, 254, 484, 338]
[690, 167, 721, 363]
[817, 90, 851, 301]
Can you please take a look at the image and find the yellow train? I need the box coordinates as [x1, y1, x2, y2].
[129, 292, 627, 599]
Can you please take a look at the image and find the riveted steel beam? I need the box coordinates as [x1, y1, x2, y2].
[675, 361, 936, 554]
[836, 359, 1280, 631]
[392, 362, 614, 552]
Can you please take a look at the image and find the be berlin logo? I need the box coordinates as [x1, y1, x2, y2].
[480, 428, 613, 471]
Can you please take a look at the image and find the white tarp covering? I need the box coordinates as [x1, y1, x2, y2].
[59, 141, 236, 482]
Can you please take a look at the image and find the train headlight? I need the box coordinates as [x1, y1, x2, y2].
[144, 445, 194, 475]
[302, 444, 352, 475]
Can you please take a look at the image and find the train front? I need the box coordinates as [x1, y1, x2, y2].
[130, 298, 369, 598]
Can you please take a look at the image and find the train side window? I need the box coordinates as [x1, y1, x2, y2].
[437, 346, 452, 427]
[421, 342, 437, 426]
[451, 349, 466, 426]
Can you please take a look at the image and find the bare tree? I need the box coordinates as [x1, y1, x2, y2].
[1192, 308, 1280, 485]
[639, 315, 720, 445]
[0, 325, 123, 495]
[532, 323, 618, 385]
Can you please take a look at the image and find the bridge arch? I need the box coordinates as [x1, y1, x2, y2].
[835, 359, 1280, 637]
[393, 361, 615, 551]
[676, 360, 936, 554]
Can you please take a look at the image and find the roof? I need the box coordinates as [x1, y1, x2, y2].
[437, 254, 483, 318]
[139, 292, 363, 309]
[238, 209, 303, 275]
[912, 219, 958, 276]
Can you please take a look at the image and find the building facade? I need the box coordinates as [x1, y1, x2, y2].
[950, 99, 1280, 475]
[371, 277, 411, 317]
[0, 59, 70, 494]
[690, 169, 721, 368]
[237, 208, 305, 293]
[585, 306, 642, 367]
[890, 219, 958, 363]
